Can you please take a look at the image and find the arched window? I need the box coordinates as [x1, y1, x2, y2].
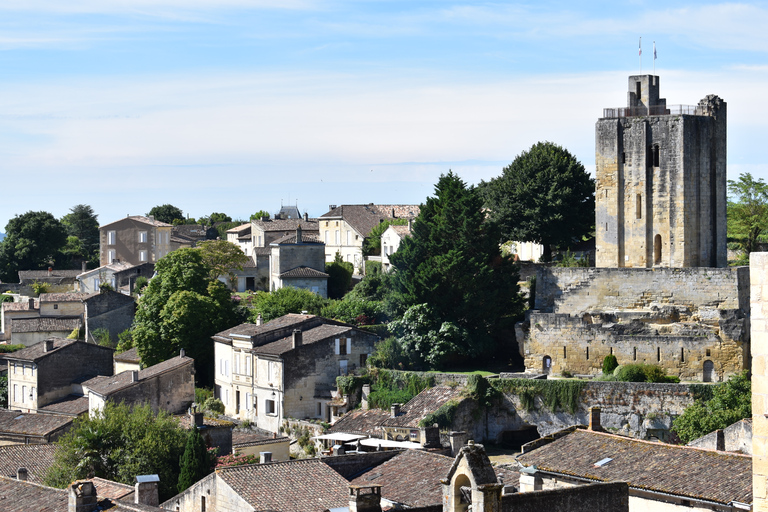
[654, 234, 662, 265]
[543, 356, 552, 374]
[703, 360, 716, 383]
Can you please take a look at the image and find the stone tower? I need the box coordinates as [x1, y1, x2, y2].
[595, 75, 727, 268]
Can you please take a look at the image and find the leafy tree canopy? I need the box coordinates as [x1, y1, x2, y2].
[177, 426, 213, 493]
[481, 142, 595, 262]
[0, 211, 68, 281]
[249, 286, 326, 322]
[147, 204, 185, 224]
[250, 210, 271, 221]
[387, 171, 525, 366]
[727, 172, 768, 263]
[198, 212, 232, 225]
[197, 239, 249, 283]
[60, 204, 100, 267]
[44, 402, 187, 501]
[326, 252, 353, 299]
[363, 218, 408, 256]
[672, 371, 751, 443]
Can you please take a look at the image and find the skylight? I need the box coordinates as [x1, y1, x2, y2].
[594, 457, 613, 467]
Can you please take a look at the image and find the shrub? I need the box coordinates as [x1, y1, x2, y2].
[92, 327, 113, 348]
[203, 397, 225, 415]
[134, 276, 149, 294]
[0, 344, 25, 353]
[195, 387, 213, 405]
[614, 364, 647, 382]
[602, 354, 618, 374]
[31, 281, 50, 296]
[66, 328, 81, 340]
[0, 294, 13, 304]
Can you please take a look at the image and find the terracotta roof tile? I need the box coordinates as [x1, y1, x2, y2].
[328, 409, 389, 438]
[0, 476, 155, 511]
[84, 356, 193, 396]
[0, 410, 73, 437]
[232, 429, 290, 448]
[10, 316, 82, 333]
[213, 314, 322, 345]
[279, 266, 329, 279]
[271, 233, 322, 245]
[37, 395, 89, 416]
[114, 347, 140, 363]
[5, 338, 112, 363]
[2, 300, 37, 312]
[227, 223, 252, 234]
[217, 458, 350, 512]
[90, 477, 135, 501]
[517, 428, 752, 505]
[252, 218, 320, 233]
[0, 444, 58, 482]
[382, 386, 464, 428]
[100, 215, 172, 229]
[39, 292, 89, 302]
[320, 204, 419, 238]
[18, 269, 82, 279]
[251, 324, 353, 356]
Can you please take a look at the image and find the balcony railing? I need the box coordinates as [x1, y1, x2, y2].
[602, 105, 698, 118]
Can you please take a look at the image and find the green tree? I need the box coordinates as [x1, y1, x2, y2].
[727, 173, 768, 263]
[44, 402, 187, 501]
[0, 374, 7, 408]
[250, 287, 327, 322]
[481, 142, 595, 262]
[177, 426, 212, 493]
[198, 212, 232, 225]
[250, 210, 271, 221]
[388, 171, 524, 366]
[326, 252, 353, 299]
[60, 204, 100, 267]
[147, 204, 185, 224]
[673, 371, 751, 443]
[197, 239, 249, 285]
[132, 248, 242, 386]
[0, 211, 68, 281]
[363, 218, 408, 256]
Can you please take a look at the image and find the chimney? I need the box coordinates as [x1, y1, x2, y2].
[134, 475, 160, 507]
[260, 452, 272, 463]
[390, 403, 401, 418]
[48, 267, 52, 277]
[361, 384, 371, 410]
[28, 298, 35, 309]
[261, 216, 269, 222]
[716, 429, 726, 451]
[189, 407, 204, 427]
[256, 313, 263, 326]
[349, 485, 382, 512]
[329, 205, 336, 210]
[180, 348, 185, 358]
[131, 370, 139, 383]
[148, 215, 155, 222]
[589, 406, 602, 431]
[333, 445, 346, 456]
[44, 339, 54, 352]
[82, 261, 87, 272]
[421, 425, 440, 448]
[292, 329, 303, 349]
[296, 226, 302, 244]
[68, 481, 98, 512]
[449, 431, 468, 457]
[16, 467, 28, 481]
[408, 218, 413, 231]
[304, 212, 309, 221]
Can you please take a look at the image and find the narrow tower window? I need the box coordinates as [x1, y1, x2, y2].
[654, 234, 662, 265]
[652, 145, 660, 167]
[636, 194, 642, 219]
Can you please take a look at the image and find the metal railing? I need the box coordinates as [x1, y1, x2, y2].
[602, 104, 698, 118]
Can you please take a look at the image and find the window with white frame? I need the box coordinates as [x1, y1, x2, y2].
[266, 399, 276, 415]
[335, 230, 340, 245]
[245, 356, 251, 376]
[335, 338, 351, 356]
[245, 393, 251, 410]
[234, 354, 240, 375]
[13, 384, 18, 403]
[21, 385, 26, 403]
[224, 388, 229, 406]
[268, 361, 276, 382]
[139, 250, 148, 262]
[108, 231, 116, 245]
[139, 231, 148, 243]
[347, 230, 351, 245]
[108, 250, 116, 263]
[324, 231, 328, 244]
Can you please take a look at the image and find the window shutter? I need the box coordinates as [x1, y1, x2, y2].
[335, 339, 340, 355]
[346, 338, 351, 355]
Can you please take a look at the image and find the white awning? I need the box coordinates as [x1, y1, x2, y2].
[311, 433, 367, 442]
[350, 438, 424, 450]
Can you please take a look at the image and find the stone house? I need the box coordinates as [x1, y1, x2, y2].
[76, 261, 153, 295]
[82, 353, 194, 416]
[0, 410, 74, 445]
[381, 385, 465, 445]
[231, 429, 290, 461]
[269, 229, 328, 297]
[212, 313, 378, 432]
[1, 298, 39, 342]
[4, 338, 113, 413]
[517, 421, 751, 511]
[380, 223, 412, 272]
[226, 223, 253, 257]
[82, 290, 135, 345]
[250, 215, 319, 250]
[0, 443, 57, 481]
[99, 215, 173, 267]
[2, 292, 88, 346]
[18, 268, 82, 292]
[319, 204, 419, 274]
[114, 347, 141, 374]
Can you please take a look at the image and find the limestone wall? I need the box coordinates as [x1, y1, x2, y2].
[752, 253, 768, 511]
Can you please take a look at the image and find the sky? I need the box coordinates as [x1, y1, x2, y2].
[1, 0, 767, 229]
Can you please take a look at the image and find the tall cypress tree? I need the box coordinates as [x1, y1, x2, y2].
[388, 171, 524, 365]
[177, 426, 211, 493]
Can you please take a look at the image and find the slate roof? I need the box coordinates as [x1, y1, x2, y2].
[516, 428, 752, 506]
[0, 410, 73, 437]
[252, 218, 320, 233]
[0, 443, 58, 482]
[5, 338, 112, 363]
[320, 204, 420, 238]
[253, 247, 272, 256]
[114, 347, 141, 364]
[84, 355, 193, 397]
[217, 458, 350, 512]
[279, 266, 329, 279]
[39, 292, 89, 302]
[328, 409, 389, 438]
[381, 385, 465, 428]
[100, 215, 172, 229]
[10, 316, 82, 333]
[37, 394, 90, 416]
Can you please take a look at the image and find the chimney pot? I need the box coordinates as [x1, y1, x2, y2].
[16, 467, 28, 481]
[82, 261, 87, 272]
[390, 403, 401, 418]
[180, 348, 185, 358]
[260, 452, 272, 463]
[589, 406, 602, 431]
[348, 485, 382, 512]
[28, 298, 35, 309]
[131, 370, 139, 383]
[68, 481, 98, 512]
[256, 313, 263, 326]
[716, 429, 726, 451]
[44, 339, 54, 352]
[292, 329, 303, 349]
[48, 267, 52, 276]
[296, 226, 302, 244]
[304, 212, 308, 221]
[134, 475, 160, 507]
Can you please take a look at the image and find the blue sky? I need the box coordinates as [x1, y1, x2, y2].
[1, 0, 767, 228]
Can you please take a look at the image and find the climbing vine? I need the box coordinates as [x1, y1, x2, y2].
[419, 400, 460, 428]
[490, 379, 586, 413]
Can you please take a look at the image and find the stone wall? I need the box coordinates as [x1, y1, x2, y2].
[37, 342, 114, 407]
[108, 359, 195, 415]
[751, 253, 768, 511]
[84, 292, 135, 344]
[687, 418, 751, 454]
[502, 482, 629, 512]
[321, 450, 400, 479]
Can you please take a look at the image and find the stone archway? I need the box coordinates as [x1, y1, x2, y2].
[703, 360, 716, 382]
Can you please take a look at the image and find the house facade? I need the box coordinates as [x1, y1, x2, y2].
[269, 229, 328, 297]
[320, 204, 419, 274]
[212, 314, 378, 433]
[99, 215, 173, 266]
[380, 223, 412, 272]
[226, 223, 253, 257]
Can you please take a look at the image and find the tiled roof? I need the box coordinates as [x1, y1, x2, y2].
[390, 224, 412, 239]
[101, 215, 172, 229]
[114, 347, 140, 363]
[90, 477, 135, 501]
[232, 429, 290, 448]
[251, 324, 353, 356]
[382, 385, 465, 428]
[10, 316, 82, 333]
[18, 269, 82, 279]
[517, 428, 752, 505]
[252, 218, 320, 233]
[328, 409, 389, 438]
[77, 261, 135, 279]
[279, 266, 329, 279]
[85, 355, 193, 396]
[39, 292, 89, 302]
[37, 395, 90, 416]
[176, 415, 235, 430]
[217, 458, 350, 512]
[5, 338, 111, 363]
[0, 444, 58, 482]
[213, 314, 320, 344]
[2, 300, 37, 312]
[227, 223, 252, 234]
[320, 204, 420, 238]
[253, 247, 272, 256]
[271, 233, 322, 245]
[352, 450, 453, 508]
[0, 410, 73, 437]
